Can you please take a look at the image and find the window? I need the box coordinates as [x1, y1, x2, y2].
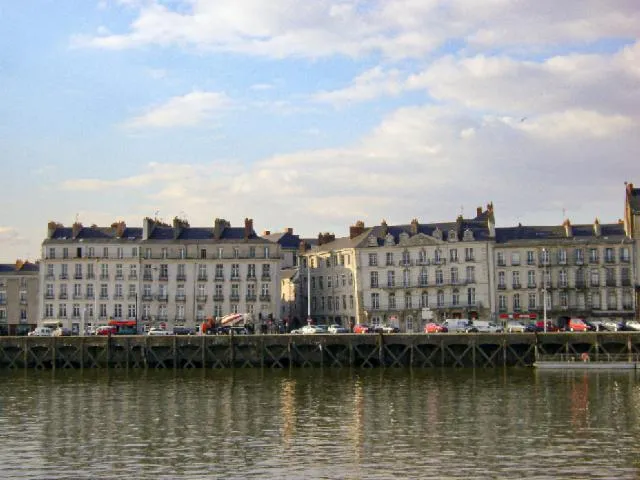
[264, 247, 270, 258]
[558, 249, 567, 265]
[559, 270, 568, 287]
[590, 269, 600, 287]
[103, 247, 108, 258]
[386, 252, 394, 266]
[560, 291, 568, 307]
[368, 253, 378, 266]
[452, 289, 459, 306]
[387, 271, 395, 288]
[499, 295, 507, 311]
[262, 264, 270, 278]
[419, 268, 428, 286]
[526, 251, 535, 265]
[465, 247, 475, 262]
[511, 252, 520, 266]
[45, 304, 54, 317]
[467, 288, 475, 306]
[527, 270, 536, 288]
[589, 248, 599, 263]
[234, 247, 240, 259]
[74, 264, 83, 279]
[465, 266, 475, 283]
[620, 247, 630, 262]
[435, 269, 443, 285]
[450, 249, 458, 262]
[198, 264, 207, 280]
[437, 290, 444, 307]
[528, 293, 537, 309]
[498, 271, 505, 288]
[418, 250, 427, 265]
[327, 275, 332, 288]
[371, 293, 380, 310]
[513, 294, 521, 311]
[540, 249, 550, 264]
[401, 251, 410, 266]
[63, 247, 69, 259]
[370, 271, 379, 288]
[216, 264, 224, 279]
[403, 270, 410, 288]
[388, 293, 396, 309]
[512, 271, 520, 288]
[48, 247, 55, 259]
[450, 267, 458, 285]
[200, 249, 207, 259]
[59, 304, 67, 318]
[116, 264, 123, 279]
[421, 291, 429, 308]
[497, 252, 505, 266]
[217, 247, 224, 258]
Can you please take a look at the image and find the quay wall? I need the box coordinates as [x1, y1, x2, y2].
[1, 333, 639, 369]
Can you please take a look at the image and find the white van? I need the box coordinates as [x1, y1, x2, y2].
[469, 320, 503, 333]
[442, 319, 477, 333]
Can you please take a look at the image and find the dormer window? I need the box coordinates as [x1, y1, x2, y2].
[463, 229, 474, 241]
[448, 230, 458, 242]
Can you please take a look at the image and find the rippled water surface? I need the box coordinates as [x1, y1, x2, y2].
[1, 368, 640, 479]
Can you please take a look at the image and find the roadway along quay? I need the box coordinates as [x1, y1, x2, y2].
[1, 332, 640, 369]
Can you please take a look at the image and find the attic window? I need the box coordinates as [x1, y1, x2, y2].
[432, 228, 443, 241]
[385, 234, 395, 246]
[367, 235, 378, 247]
[463, 229, 474, 241]
[448, 230, 458, 242]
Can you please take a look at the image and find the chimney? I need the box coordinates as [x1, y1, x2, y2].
[285, 227, 293, 235]
[72, 222, 83, 239]
[110, 221, 126, 238]
[410, 218, 419, 235]
[15, 259, 24, 270]
[262, 230, 271, 236]
[349, 220, 366, 239]
[486, 202, 495, 238]
[380, 220, 388, 237]
[298, 240, 307, 253]
[593, 218, 601, 237]
[563, 219, 572, 237]
[244, 218, 253, 240]
[213, 218, 228, 240]
[47, 221, 59, 239]
[143, 217, 155, 240]
[476, 206, 483, 217]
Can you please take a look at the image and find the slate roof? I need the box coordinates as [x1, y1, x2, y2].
[0, 262, 39, 273]
[263, 231, 303, 249]
[496, 223, 627, 244]
[47, 226, 262, 242]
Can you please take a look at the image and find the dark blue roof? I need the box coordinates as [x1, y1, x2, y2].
[372, 219, 490, 245]
[0, 264, 15, 273]
[0, 262, 39, 273]
[263, 232, 302, 249]
[496, 223, 626, 243]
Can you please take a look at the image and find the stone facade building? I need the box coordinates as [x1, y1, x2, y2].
[39, 217, 281, 332]
[0, 261, 39, 335]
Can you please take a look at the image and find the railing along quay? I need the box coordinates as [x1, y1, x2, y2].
[2, 332, 640, 369]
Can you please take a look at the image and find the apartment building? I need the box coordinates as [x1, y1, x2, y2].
[39, 217, 281, 332]
[0, 261, 39, 335]
[624, 182, 640, 317]
[493, 219, 634, 324]
[302, 205, 495, 331]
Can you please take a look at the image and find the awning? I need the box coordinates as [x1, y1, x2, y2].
[220, 314, 244, 326]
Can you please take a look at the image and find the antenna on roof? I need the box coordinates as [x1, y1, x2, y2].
[75, 213, 79, 223]
[460, 205, 464, 217]
[562, 208, 566, 222]
[154, 210, 159, 220]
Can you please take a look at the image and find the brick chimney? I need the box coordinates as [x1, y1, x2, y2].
[593, 218, 601, 237]
[143, 217, 155, 240]
[72, 222, 83, 239]
[47, 221, 59, 239]
[410, 218, 419, 235]
[563, 219, 572, 237]
[380, 219, 388, 237]
[285, 227, 293, 235]
[15, 259, 24, 270]
[172, 217, 189, 240]
[476, 206, 483, 217]
[349, 220, 365, 239]
[262, 230, 271, 236]
[244, 218, 253, 239]
[213, 218, 228, 240]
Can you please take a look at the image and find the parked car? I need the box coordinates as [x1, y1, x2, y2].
[328, 324, 349, 334]
[424, 323, 448, 333]
[443, 319, 478, 333]
[28, 326, 54, 337]
[470, 320, 503, 333]
[52, 327, 73, 337]
[147, 328, 171, 336]
[585, 319, 606, 332]
[530, 321, 560, 332]
[96, 325, 118, 336]
[601, 319, 625, 332]
[173, 326, 195, 335]
[301, 324, 328, 334]
[374, 325, 400, 334]
[353, 324, 372, 334]
[506, 321, 528, 333]
[567, 318, 589, 332]
[624, 320, 640, 332]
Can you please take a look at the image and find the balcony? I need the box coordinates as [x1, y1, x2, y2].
[230, 294, 241, 302]
[197, 275, 208, 282]
[589, 257, 599, 264]
[196, 295, 208, 302]
[128, 274, 138, 281]
[158, 274, 169, 282]
[100, 274, 110, 281]
[259, 295, 271, 302]
[45, 293, 55, 300]
[113, 294, 124, 300]
[511, 260, 521, 266]
[175, 294, 186, 302]
[606, 279, 617, 287]
[176, 274, 186, 282]
[74, 274, 83, 280]
[214, 276, 225, 282]
[590, 282, 600, 287]
[261, 275, 271, 281]
[59, 274, 68, 280]
[246, 275, 257, 282]
[398, 260, 413, 267]
[497, 260, 506, 267]
[19, 299, 28, 305]
[59, 293, 68, 300]
[416, 259, 430, 266]
[115, 274, 124, 281]
[433, 258, 446, 265]
[512, 283, 521, 290]
[604, 256, 616, 264]
[143, 274, 153, 281]
[86, 293, 94, 300]
[156, 294, 169, 302]
[87, 273, 95, 280]
[230, 276, 241, 282]
[575, 281, 587, 289]
[213, 295, 224, 302]
[465, 256, 475, 262]
[527, 283, 537, 289]
[497, 284, 506, 290]
[620, 256, 631, 263]
[246, 295, 257, 302]
[621, 278, 632, 286]
[72, 294, 83, 300]
[99, 294, 109, 300]
[127, 293, 137, 300]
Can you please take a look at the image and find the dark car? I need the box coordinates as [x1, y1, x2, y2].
[529, 321, 561, 332]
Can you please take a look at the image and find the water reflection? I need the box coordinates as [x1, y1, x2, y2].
[0, 368, 639, 479]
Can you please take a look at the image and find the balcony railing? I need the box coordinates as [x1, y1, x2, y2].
[158, 275, 169, 282]
[142, 294, 154, 301]
[175, 295, 186, 302]
[176, 274, 186, 281]
[259, 295, 271, 302]
[156, 294, 169, 302]
[261, 275, 271, 281]
[246, 295, 257, 302]
[606, 279, 617, 287]
[143, 274, 153, 281]
[197, 275, 208, 282]
[230, 294, 240, 302]
[59, 293, 68, 300]
[128, 274, 138, 281]
[196, 295, 208, 302]
[74, 274, 83, 280]
[59, 274, 68, 280]
[213, 295, 224, 302]
[214, 275, 225, 282]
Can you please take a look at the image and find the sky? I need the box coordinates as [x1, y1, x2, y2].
[0, 0, 639, 263]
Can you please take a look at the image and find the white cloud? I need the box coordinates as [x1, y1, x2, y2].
[123, 91, 230, 128]
[312, 66, 404, 104]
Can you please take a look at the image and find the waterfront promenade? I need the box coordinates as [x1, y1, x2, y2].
[2, 332, 640, 369]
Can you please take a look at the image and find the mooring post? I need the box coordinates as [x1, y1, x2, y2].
[260, 336, 264, 369]
[229, 330, 235, 367]
[201, 334, 206, 367]
[378, 333, 384, 367]
[51, 337, 56, 370]
[628, 335, 633, 363]
[23, 337, 28, 368]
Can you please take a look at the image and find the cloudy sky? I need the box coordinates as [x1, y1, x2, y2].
[1, 0, 639, 262]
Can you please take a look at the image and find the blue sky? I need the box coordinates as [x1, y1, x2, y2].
[1, 0, 639, 262]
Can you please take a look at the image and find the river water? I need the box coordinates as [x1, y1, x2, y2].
[0, 367, 639, 479]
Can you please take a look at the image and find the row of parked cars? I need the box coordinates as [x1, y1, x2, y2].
[423, 318, 640, 333]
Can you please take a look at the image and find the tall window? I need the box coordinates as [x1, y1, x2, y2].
[370, 271, 378, 288]
[368, 253, 378, 266]
[371, 293, 380, 310]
